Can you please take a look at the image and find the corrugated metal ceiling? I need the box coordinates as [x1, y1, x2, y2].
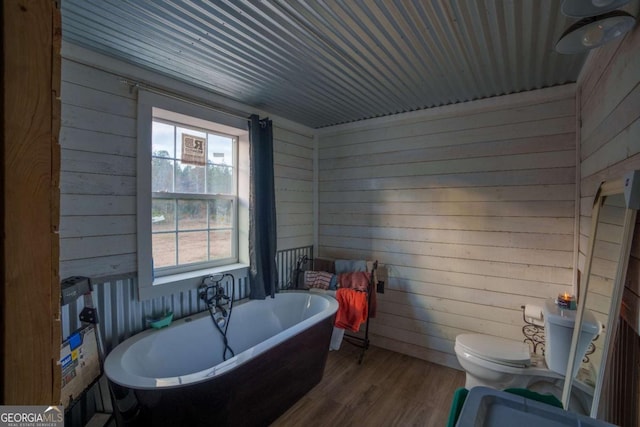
[61, 0, 586, 129]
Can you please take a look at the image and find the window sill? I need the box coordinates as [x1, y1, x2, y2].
[138, 263, 249, 300]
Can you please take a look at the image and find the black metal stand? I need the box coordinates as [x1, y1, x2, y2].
[342, 260, 378, 364]
[289, 255, 309, 290]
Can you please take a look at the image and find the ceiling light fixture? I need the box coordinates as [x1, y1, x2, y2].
[561, 0, 631, 18]
[555, 10, 636, 54]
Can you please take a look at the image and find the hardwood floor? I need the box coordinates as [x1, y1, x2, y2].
[271, 344, 466, 426]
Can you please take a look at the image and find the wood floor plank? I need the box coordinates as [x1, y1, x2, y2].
[271, 345, 466, 426]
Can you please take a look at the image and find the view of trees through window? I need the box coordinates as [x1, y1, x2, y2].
[151, 119, 236, 270]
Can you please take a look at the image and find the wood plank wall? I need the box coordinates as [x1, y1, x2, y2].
[578, 24, 640, 425]
[317, 86, 577, 368]
[2, 0, 61, 404]
[578, 26, 640, 326]
[60, 59, 137, 279]
[274, 127, 314, 250]
[60, 54, 315, 281]
[578, 26, 640, 263]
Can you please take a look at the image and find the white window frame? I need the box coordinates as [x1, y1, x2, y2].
[137, 90, 250, 300]
[151, 116, 238, 276]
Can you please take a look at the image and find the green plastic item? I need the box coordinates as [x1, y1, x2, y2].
[503, 387, 563, 409]
[147, 311, 173, 329]
[447, 387, 563, 427]
[446, 387, 469, 427]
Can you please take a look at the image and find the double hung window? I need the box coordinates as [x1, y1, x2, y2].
[137, 90, 249, 299]
[151, 118, 237, 275]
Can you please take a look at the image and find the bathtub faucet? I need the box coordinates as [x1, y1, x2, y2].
[198, 279, 231, 318]
[215, 300, 228, 318]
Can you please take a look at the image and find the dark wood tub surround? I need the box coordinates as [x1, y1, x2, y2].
[109, 314, 335, 427]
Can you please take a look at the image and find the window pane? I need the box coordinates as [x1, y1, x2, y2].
[175, 161, 205, 193]
[153, 233, 176, 268]
[209, 230, 232, 260]
[152, 158, 175, 193]
[152, 199, 175, 232]
[206, 164, 233, 194]
[177, 200, 207, 230]
[176, 127, 206, 161]
[208, 199, 233, 228]
[177, 231, 208, 264]
[208, 134, 233, 165]
[149, 113, 239, 277]
[152, 121, 175, 158]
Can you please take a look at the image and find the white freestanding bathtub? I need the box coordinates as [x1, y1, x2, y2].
[105, 291, 338, 426]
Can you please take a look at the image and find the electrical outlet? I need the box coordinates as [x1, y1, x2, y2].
[377, 280, 385, 293]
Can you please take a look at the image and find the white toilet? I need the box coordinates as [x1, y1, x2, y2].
[454, 298, 600, 414]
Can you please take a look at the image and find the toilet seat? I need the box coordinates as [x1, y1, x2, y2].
[455, 334, 531, 368]
[454, 332, 593, 414]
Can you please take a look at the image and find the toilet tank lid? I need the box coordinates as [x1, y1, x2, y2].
[456, 334, 531, 365]
[543, 299, 599, 334]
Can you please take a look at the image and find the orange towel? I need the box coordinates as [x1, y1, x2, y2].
[338, 271, 376, 317]
[338, 271, 370, 291]
[335, 288, 368, 332]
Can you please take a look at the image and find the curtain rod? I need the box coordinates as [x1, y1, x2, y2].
[119, 78, 252, 121]
[118, 78, 316, 139]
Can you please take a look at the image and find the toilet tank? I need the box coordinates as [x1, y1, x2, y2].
[543, 298, 599, 376]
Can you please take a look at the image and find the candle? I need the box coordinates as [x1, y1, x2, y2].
[557, 292, 576, 310]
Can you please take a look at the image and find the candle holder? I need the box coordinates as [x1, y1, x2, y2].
[556, 293, 577, 310]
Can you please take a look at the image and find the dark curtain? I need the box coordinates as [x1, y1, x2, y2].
[248, 115, 277, 299]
